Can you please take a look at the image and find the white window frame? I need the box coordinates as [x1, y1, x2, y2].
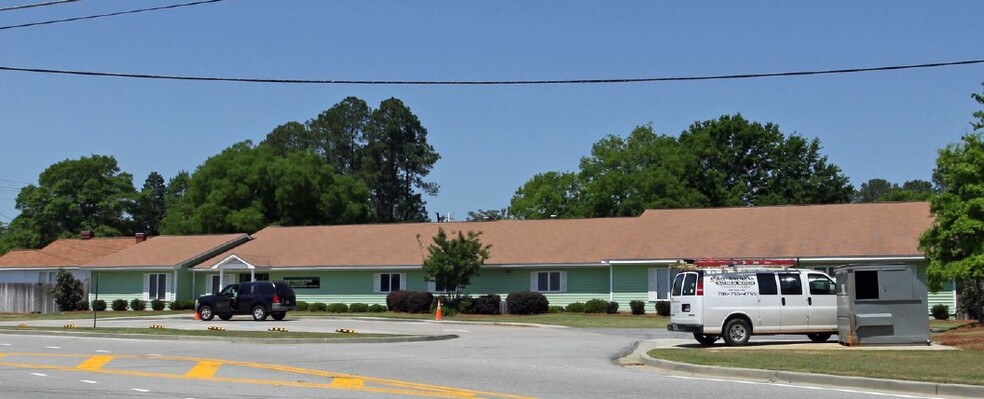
[143, 273, 172, 301]
[374, 273, 406, 293]
[207, 274, 235, 295]
[531, 271, 567, 293]
[648, 267, 672, 301]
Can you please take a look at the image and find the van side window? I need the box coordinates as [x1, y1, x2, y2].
[671, 274, 685, 296]
[808, 274, 835, 295]
[778, 273, 802, 295]
[756, 273, 778, 295]
[682, 273, 697, 296]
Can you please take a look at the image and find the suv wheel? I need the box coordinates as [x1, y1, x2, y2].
[807, 333, 832, 342]
[198, 306, 214, 321]
[252, 305, 268, 321]
[722, 318, 751, 346]
[272, 312, 286, 321]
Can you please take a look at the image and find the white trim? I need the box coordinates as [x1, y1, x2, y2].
[795, 256, 925, 263]
[604, 259, 680, 265]
[86, 267, 173, 271]
[373, 272, 406, 293]
[531, 271, 567, 293]
[608, 264, 614, 301]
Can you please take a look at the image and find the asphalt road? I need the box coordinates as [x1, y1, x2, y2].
[0, 315, 954, 399]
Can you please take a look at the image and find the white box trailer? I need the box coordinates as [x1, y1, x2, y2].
[667, 259, 838, 346]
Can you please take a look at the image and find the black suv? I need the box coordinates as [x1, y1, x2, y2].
[195, 281, 296, 321]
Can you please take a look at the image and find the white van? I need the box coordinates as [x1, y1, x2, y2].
[666, 262, 838, 346]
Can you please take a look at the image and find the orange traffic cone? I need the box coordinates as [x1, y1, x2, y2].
[194, 309, 201, 321]
[435, 300, 443, 321]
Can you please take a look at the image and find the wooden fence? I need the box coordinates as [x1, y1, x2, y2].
[0, 283, 69, 313]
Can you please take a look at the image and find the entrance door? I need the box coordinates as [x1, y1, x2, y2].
[778, 273, 809, 331]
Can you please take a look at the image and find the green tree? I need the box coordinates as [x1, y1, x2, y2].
[466, 209, 511, 221]
[420, 228, 492, 301]
[854, 178, 895, 202]
[920, 86, 984, 322]
[1, 155, 137, 249]
[50, 268, 85, 311]
[132, 172, 167, 235]
[509, 171, 582, 219]
[855, 178, 936, 203]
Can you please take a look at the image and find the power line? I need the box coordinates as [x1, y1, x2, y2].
[0, 0, 225, 31]
[0, 58, 982, 86]
[0, 179, 31, 185]
[0, 0, 81, 13]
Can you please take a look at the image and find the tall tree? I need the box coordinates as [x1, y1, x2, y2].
[308, 96, 370, 175]
[510, 171, 582, 219]
[0, 155, 137, 249]
[855, 178, 937, 202]
[132, 172, 167, 235]
[420, 228, 492, 302]
[920, 85, 984, 322]
[854, 178, 894, 203]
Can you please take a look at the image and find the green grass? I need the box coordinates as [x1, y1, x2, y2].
[930, 319, 976, 332]
[0, 326, 394, 339]
[648, 349, 984, 386]
[0, 311, 190, 321]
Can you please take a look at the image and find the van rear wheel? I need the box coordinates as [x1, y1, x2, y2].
[693, 333, 718, 346]
[722, 319, 751, 346]
[807, 333, 832, 342]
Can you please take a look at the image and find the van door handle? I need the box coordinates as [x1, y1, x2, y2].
[808, 297, 813, 306]
[781, 298, 786, 306]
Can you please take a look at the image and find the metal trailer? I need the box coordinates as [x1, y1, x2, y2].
[835, 264, 930, 346]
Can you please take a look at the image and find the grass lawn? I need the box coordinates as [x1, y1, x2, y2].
[0, 311, 190, 321]
[0, 326, 394, 339]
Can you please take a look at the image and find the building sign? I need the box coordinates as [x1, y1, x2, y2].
[283, 276, 320, 289]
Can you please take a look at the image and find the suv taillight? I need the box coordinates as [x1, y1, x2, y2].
[272, 294, 280, 303]
[696, 279, 704, 296]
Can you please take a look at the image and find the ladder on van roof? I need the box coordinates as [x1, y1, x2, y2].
[676, 258, 798, 270]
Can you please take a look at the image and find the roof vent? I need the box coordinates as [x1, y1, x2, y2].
[81, 230, 95, 240]
[135, 233, 147, 244]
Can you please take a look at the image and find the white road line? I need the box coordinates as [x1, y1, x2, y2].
[30, 373, 47, 377]
[666, 376, 943, 399]
[95, 350, 110, 353]
[443, 329, 469, 333]
[146, 354, 162, 357]
[80, 380, 97, 384]
[45, 346, 60, 349]
[0, 343, 11, 346]
[132, 388, 149, 393]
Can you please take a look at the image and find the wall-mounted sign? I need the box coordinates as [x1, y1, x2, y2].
[283, 276, 320, 289]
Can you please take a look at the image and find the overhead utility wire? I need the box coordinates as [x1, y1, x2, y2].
[0, 0, 81, 13]
[0, 59, 982, 86]
[0, 0, 224, 30]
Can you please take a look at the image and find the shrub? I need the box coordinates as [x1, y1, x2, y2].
[455, 296, 475, 314]
[566, 302, 585, 313]
[606, 301, 619, 314]
[130, 299, 146, 311]
[932, 304, 950, 320]
[151, 299, 165, 311]
[169, 300, 194, 310]
[629, 300, 646, 315]
[92, 299, 107, 312]
[327, 303, 349, 313]
[506, 292, 549, 314]
[296, 301, 310, 311]
[76, 299, 90, 311]
[309, 302, 327, 312]
[386, 291, 410, 312]
[368, 304, 387, 312]
[51, 269, 85, 311]
[548, 305, 565, 313]
[471, 294, 501, 315]
[655, 300, 670, 316]
[349, 303, 369, 313]
[387, 291, 433, 313]
[584, 298, 609, 313]
[111, 299, 128, 311]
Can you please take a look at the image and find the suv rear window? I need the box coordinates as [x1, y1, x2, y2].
[258, 282, 275, 296]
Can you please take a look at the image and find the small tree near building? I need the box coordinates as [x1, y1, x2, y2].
[420, 228, 491, 303]
[50, 268, 85, 311]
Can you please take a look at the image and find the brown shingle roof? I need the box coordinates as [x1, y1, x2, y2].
[0, 237, 136, 268]
[194, 202, 932, 269]
[84, 234, 249, 268]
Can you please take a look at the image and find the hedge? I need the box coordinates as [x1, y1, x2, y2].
[506, 292, 549, 314]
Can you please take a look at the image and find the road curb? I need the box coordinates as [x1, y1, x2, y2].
[641, 353, 984, 398]
[0, 329, 458, 344]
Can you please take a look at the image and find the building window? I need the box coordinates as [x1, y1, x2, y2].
[239, 273, 269, 283]
[145, 273, 168, 301]
[531, 271, 566, 292]
[375, 273, 404, 293]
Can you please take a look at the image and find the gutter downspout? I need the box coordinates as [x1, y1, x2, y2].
[605, 261, 614, 302]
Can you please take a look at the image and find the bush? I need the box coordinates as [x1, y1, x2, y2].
[471, 294, 501, 315]
[111, 299, 128, 311]
[548, 305, 565, 313]
[386, 291, 409, 311]
[387, 291, 433, 313]
[296, 301, 310, 311]
[309, 302, 327, 312]
[584, 298, 609, 313]
[76, 299, 90, 311]
[51, 269, 85, 311]
[932, 304, 950, 320]
[349, 303, 369, 313]
[655, 300, 670, 316]
[368, 304, 386, 313]
[327, 303, 349, 313]
[506, 292, 549, 314]
[566, 302, 585, 313]
[606, 301, 619, 314]
[169, 300, 194, 310]
[150, 299, 165, 311]
[130, 299, 146, 311]
[629, 300, 646, 315]
[92, 299, 107, 312]
[455, 296, 475, 314]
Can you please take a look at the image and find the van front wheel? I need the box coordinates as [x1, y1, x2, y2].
[722, 319, 751, 346]
[693, 333, 718, 346]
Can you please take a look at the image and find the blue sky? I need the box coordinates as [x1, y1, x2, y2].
[1, 1, 983, 223]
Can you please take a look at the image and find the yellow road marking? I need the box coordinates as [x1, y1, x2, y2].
[331, 377, 366, 388]
[76, 355, 113, 371]
[185, 360, 222, 378]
